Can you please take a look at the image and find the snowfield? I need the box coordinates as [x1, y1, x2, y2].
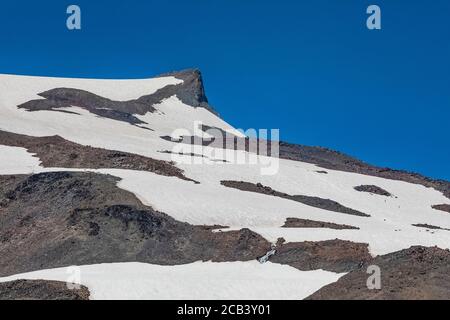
[1, 73, 450, 299]
[0, 261, 344, 300]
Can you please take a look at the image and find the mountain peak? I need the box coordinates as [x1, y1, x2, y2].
[157, 68, 218, 116]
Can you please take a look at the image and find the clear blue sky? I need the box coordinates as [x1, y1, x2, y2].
[1, 0, 449, 180]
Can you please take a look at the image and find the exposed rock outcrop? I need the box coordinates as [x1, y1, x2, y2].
[271, 240, 371, 273]
[432, 204, 450, 213]
[307, 246, 450, 300]
[221, 180, 370, 217]
[354, 185, 392, 197]
[0, 280, 90, 300]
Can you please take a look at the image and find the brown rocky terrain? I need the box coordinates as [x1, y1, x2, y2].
[0, 172, 269, 277]
[271, 240, 371, 273]
[221, 180, 370, 217]
[0, 130, 196, 183]
[307, 246, 450, 300]
[0, 280, 90, 300]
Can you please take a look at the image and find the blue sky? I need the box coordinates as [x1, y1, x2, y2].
[1, 0, 449, 180]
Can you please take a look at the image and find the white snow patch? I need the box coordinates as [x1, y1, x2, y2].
[0, 261, 344, 300]
[0, 145, 42, 174]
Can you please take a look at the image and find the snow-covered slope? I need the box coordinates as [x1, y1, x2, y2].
[0, 71, 449, 299]
[0, 73, 243, 163]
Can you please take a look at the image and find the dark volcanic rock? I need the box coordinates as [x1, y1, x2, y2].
[432, 204, 450, 213]
[0, 280, 90, 300]
[0, 130, 196, 182]
[271, 240, 372, 273]
[307, 246, 450, 300]
[0, 172, 270, 277]
[282, 218, 359, 230]
[221, 180, 370, 217]
[354, 185, 392, 197]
